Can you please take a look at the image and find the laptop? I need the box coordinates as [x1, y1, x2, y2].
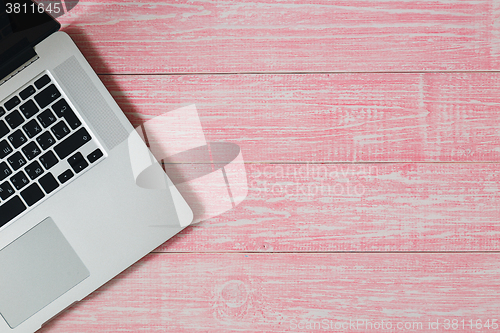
[0, 1, 193, 332]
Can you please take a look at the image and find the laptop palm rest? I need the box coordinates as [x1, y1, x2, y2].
[0, 217, 89, 328]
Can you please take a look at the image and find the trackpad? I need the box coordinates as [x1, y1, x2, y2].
[0, 217, 89, 328]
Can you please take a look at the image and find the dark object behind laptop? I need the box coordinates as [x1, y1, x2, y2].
[0, 0, 59, 81]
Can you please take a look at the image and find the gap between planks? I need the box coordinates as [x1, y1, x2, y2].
[97, 70, 500, 76]
[149, 251, 500, 254]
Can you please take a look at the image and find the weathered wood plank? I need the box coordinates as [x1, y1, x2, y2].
[100, 73, 500, 162]
[43, 3, 500, 332]
[58, 0, 500, 74]
[153, 163, 500, 252]
[39, 253, 500, 332]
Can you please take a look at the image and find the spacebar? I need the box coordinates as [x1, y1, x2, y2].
[0, 196, 27, 228]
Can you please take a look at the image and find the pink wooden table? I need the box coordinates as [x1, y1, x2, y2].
[40, 1, 500, 332]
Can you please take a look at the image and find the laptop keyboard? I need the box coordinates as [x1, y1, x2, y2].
[0, 73, 105, 229]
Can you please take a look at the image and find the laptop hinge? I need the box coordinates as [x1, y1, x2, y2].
[0, 46, 38, 86]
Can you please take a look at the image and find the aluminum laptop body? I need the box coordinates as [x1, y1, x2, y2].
[0, 2, 193, 332]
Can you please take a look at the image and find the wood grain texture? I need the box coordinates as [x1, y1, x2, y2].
[156, 163, 500, 252]
[101, 73, 500, 162]
[57, 0, 500, 74]
[35, 1, 500, 331]
[39, 253, 500, 332]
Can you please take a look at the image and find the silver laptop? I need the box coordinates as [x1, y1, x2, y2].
[0, 1, 193, 332]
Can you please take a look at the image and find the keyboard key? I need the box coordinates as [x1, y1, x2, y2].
[10, 171, 29, 190]
[21, 142, 41, 160]
[52, 99, 81, 129]
[7, 129, 27, 148]
[51, 120, 70, 140]
[21, 183, 45, 206]
[25, 161, 44, 180]
[58, 169, 74, 184]
[39, 151, 58, 170]
[0, 107, 5, 117]
[68, 152, 89, 174]
[34, 74, 51, 89]
[87, 148, 103, 163]
[39, 173, 59, 194]
[37, 109, 57, 128]
[34, 84, 60, 109]
[54, 127, 92, 159]
[19, 85, 36, 100]
[19, 100, 39, 119]
[22, 119, 43, 138]
[51, 99, 69, 117]
[0, 120, 9, 138]
[7, 152, 26, 171]
[0, 140, 12, 159]
[0, 181, 14, 200]
[0, 196, 26, 228]
[36, 131, 56, 150]
[4, 96, 20, 111]
[0, 162, 12, 181]
[5, 110, 24, 129]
